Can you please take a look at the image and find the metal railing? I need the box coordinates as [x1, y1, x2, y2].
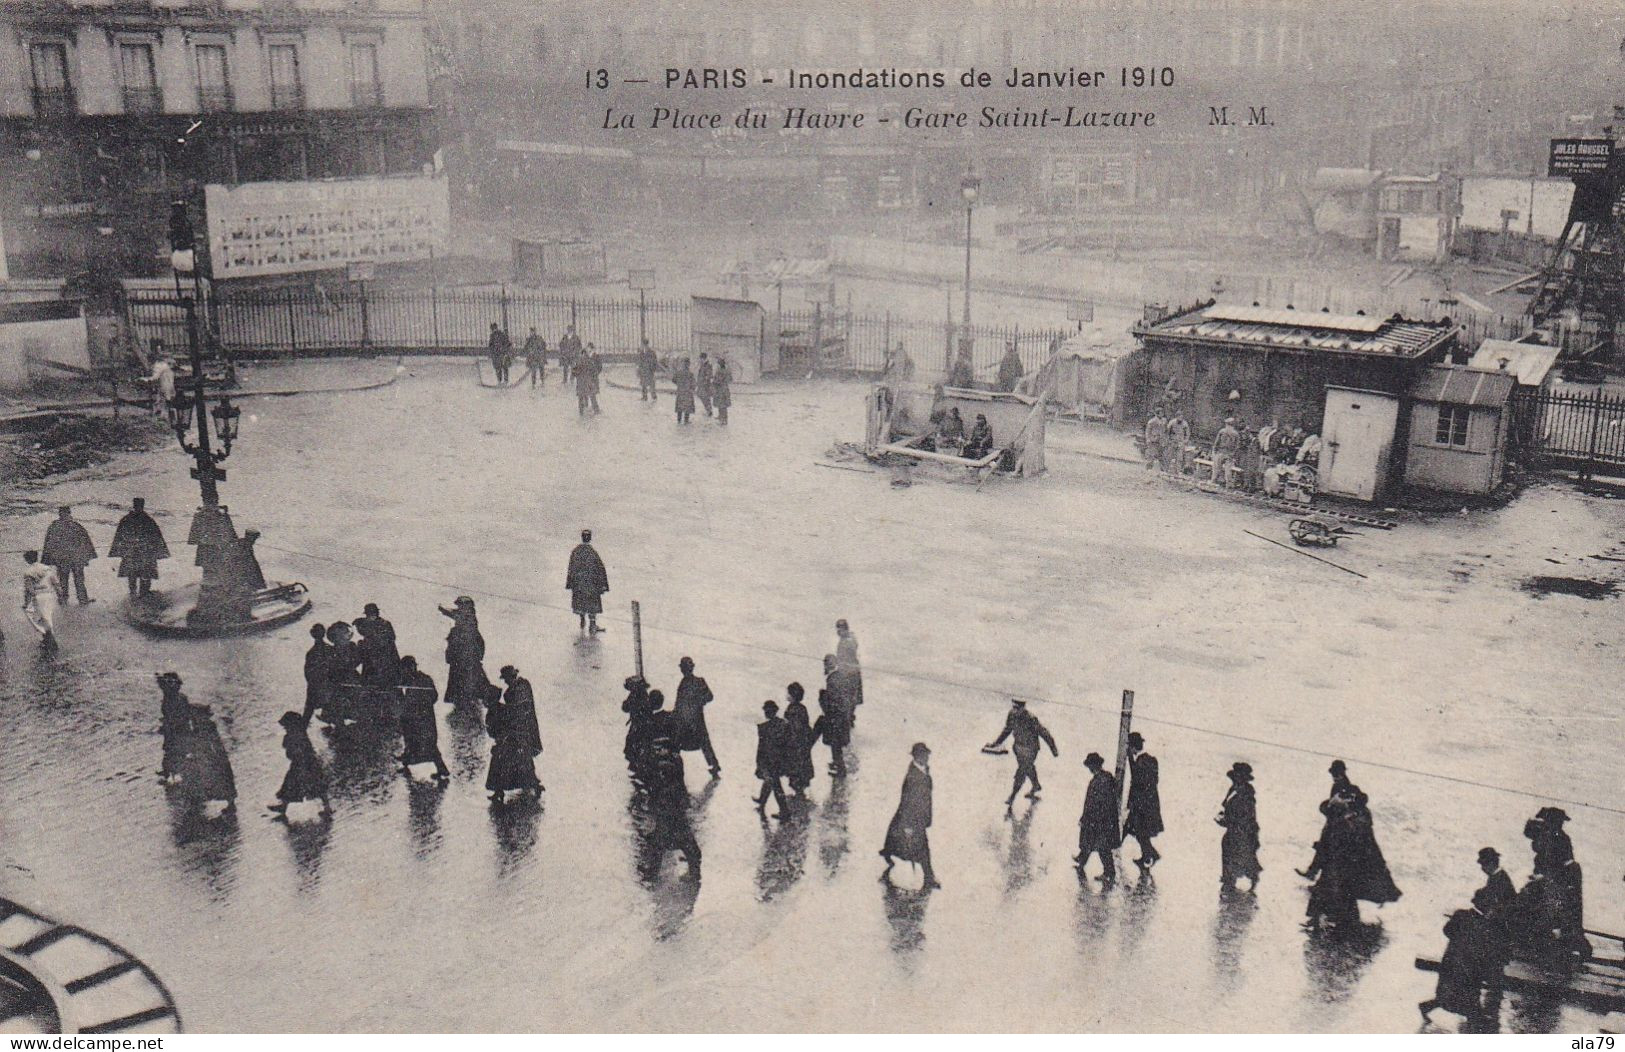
[124, 285, 1072, 376]
[1510, 387, 1625, 476]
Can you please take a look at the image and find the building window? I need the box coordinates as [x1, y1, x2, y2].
[1435, 405, 1470, 447]
[349, 43, 382, 107]
[119, 42, 162, 114]
[28, 42, 75, 116]
[269, 44, 303, 110]
[195, 44, 232, 112]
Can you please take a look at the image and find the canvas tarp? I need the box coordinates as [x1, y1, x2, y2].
[1027, 332, 1138, 419]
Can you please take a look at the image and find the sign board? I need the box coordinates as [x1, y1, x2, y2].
[1547, 138, 1613, 177]
[346, 261, 375, 283]
[627, 268, 657, 291]
[1067, 300, 1095, 323]
[205, 176, 449, 280]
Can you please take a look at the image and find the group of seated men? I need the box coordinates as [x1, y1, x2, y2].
[921, 405, 996, 460]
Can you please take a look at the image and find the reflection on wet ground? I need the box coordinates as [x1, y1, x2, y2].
[0, 370, 1619, 1031]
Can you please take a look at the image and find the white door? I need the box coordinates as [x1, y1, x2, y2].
[1320, 388, 1400, 502]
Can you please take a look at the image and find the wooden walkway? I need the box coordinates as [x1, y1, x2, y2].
[1416, 931, 1625, 1016]
[0, 898, 180, 1034]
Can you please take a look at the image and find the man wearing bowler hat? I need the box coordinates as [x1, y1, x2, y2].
[1076, 751, 1120, 885]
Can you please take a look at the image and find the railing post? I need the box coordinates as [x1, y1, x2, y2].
[1583, 393, 1604, 482]
[359, 280, 372, 351]
[500, 284, 510, 335]
[286, 290, 298, 354]
[431, 280, 441, 353]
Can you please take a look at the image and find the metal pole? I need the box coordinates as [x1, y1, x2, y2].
[631, 600, 644, 680]
[184, 296, 219, 508]
[962, 201, 973, 335]
[638, 289, 646, 347]
[1113, 689, 1134, 830]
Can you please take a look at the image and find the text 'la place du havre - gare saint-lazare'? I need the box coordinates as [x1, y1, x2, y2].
[594, 65, 1173, 130]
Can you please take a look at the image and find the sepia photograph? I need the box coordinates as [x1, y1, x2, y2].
[0, 0, 1621, 1036]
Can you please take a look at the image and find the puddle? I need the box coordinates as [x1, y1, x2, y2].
[1519, 576, 1620, 600]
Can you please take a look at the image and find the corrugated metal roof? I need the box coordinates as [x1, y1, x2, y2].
[1408, 365, 1515, 407]
[1139, 304, 1454, 357]
[1203, 304, 1385, 333]
[1468, 339, 1560, 386]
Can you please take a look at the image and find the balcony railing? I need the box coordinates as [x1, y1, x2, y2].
[271, 84, 304, 110]
[122, 86, 163, 114]
[30, 87, 76, 117]
[198, 86, 234, 113]
[351, 83, 384, 108]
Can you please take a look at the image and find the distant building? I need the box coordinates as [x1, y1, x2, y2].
[0, 0, 438, 279]
[1375, 174, 1456, 263]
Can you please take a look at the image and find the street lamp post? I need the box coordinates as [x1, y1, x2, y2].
[959, 169, 981, 367]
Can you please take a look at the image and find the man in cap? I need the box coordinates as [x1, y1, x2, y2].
[881, 742, 939, 889]
[1075, 751, 1120, 885]
[109, 498, 169, 597]
[1121, 732, 1163, 871]
[565, 529, 609, 634]
[984, 698, 1058, 807]
[1211, 416, 1242, 488]
[753, 700, 791, 818]
[42, 505, 96, 604]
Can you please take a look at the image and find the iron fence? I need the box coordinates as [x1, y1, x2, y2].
[125, 285, 1071, 376]
[1510, 387, 1625, 473]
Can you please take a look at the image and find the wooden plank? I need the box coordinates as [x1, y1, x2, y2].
[878, 442, 1002, 468]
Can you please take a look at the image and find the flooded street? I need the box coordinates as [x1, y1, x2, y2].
[1, 362, 1620, 1032]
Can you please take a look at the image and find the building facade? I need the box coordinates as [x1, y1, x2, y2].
[1, 0, 437, 280]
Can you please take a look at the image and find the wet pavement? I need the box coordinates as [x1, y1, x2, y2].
[0, 362, 1620, 1032]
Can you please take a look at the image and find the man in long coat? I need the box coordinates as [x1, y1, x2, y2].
[575, 346, 602, 416]
[355, 602, 401, 688]
[995, 342, 1024, 392]
[558, 324, 582, 385]
[636, 339, 658, 402]
[396, 656, 449, 780]
[1122, 732, 1164, 871]
[522, 328, 547, 388]
[487, 322, 513, 383]
[881, 742, 939, 889]
[753, 700, 791, 818]
[1075, 751, 1120, 885]
[984, 698, 1058, 806]
[42, 505, 96, 604]
[713, 358, 732, 425]
[672, 656, 720, 775]
[156, 671, 190, 782]
[109, 498, 168, 597]
[439, 596, 492, 707]
[565, 530, 609, 634]
[834, 619, 864, 721]
[811, 679, 852, 776]
[673, 358, 696, 424]
[696, 353, 715, 416]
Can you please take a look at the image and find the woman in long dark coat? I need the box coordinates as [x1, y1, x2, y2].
[439, 597, 492, 708]
[396, 656, 449, 779]
[673, 358, 696, 424]
[271, 711, 329, 814]
[179, 703, 236, 813]
[486, 668, 542, 803]
[881, 743, 939, 889]
[1217, 762, 1262, 890]
[782, 682, 815, 797]
[156, 672, 190, 781]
